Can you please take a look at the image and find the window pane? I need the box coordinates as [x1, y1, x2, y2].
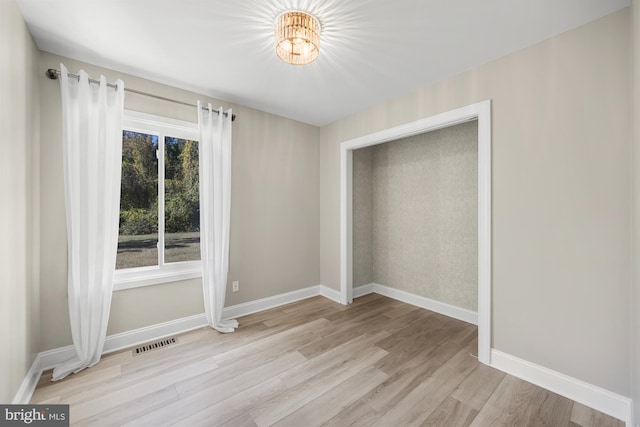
[165, 136, 200, 263]
[116, 131, 159, 269]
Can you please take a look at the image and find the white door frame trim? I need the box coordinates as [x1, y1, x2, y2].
[339, 100, 492, 364]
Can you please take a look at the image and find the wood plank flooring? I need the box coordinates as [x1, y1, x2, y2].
[30, 294, 624, 427]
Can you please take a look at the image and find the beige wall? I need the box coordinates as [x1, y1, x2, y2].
[632, 1, 640, 423]
[352, 122, 478, 311]
[0, 0, 41, 402]
[321, 9, 632, 395]
[39, 52, 320, 350]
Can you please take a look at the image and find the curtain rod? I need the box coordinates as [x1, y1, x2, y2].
[45, 68, 236, 122]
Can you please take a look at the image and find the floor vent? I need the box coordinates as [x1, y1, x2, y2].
[133, 337, 178, 356]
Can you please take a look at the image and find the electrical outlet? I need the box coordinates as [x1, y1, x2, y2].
[232, 281, 239, 292]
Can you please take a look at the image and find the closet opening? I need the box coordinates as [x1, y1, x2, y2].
[339, 100, 492, 364]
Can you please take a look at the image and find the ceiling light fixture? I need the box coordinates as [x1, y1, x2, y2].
[275, 11, 320, 66]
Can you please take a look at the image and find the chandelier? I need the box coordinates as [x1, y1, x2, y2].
[275, 11, 320, 65]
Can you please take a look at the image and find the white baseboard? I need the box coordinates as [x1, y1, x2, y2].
[36, 313, 210, 372]
[319, 285, 342, 303]
[104, 313, 208, 355]
[353, 284, 374, 298]
[222, 285, 327, 319]
[38, 346, 75, 372]
[11, 353, 44, 404]
[364, 283, 478, 325]
[491, 349, 633, 427]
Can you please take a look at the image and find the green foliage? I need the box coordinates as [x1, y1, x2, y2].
[120, 131, 158, 211]
[119, 132, 199, 236]
[119, 208, 158, 235]
[165, 195, 199, 233]
[165, 138, 200, 233]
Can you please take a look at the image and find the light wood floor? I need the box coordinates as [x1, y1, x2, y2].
[31, 294, 623, 427]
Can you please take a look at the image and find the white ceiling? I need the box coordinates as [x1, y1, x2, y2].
[18, 0, 630, 126]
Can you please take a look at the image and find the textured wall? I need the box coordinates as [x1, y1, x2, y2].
[352, 122, 478, 310]
[38, 52, 320, 350]
[352, 148, 374, 286]
[320, 9, 631, 395]
[0, 0, 41, 402]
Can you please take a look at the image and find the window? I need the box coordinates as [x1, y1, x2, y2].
[113, 111, 201, 290]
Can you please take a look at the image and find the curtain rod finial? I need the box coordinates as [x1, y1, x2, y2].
[46, 69, 59, 80]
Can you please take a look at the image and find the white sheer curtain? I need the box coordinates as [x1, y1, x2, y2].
[52, 64, 125, 381]
[198, 102, 238, 333]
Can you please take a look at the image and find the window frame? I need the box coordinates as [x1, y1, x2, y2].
[113, 110, 202, 291]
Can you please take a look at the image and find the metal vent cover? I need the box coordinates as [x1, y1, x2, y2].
[133, 337, 178, 356]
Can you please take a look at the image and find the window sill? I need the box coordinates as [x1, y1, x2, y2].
[113, 262, 202, 291]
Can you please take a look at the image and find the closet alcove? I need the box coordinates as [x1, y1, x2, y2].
[351, 120, 479, 314]
[339, 100, 492, 364]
